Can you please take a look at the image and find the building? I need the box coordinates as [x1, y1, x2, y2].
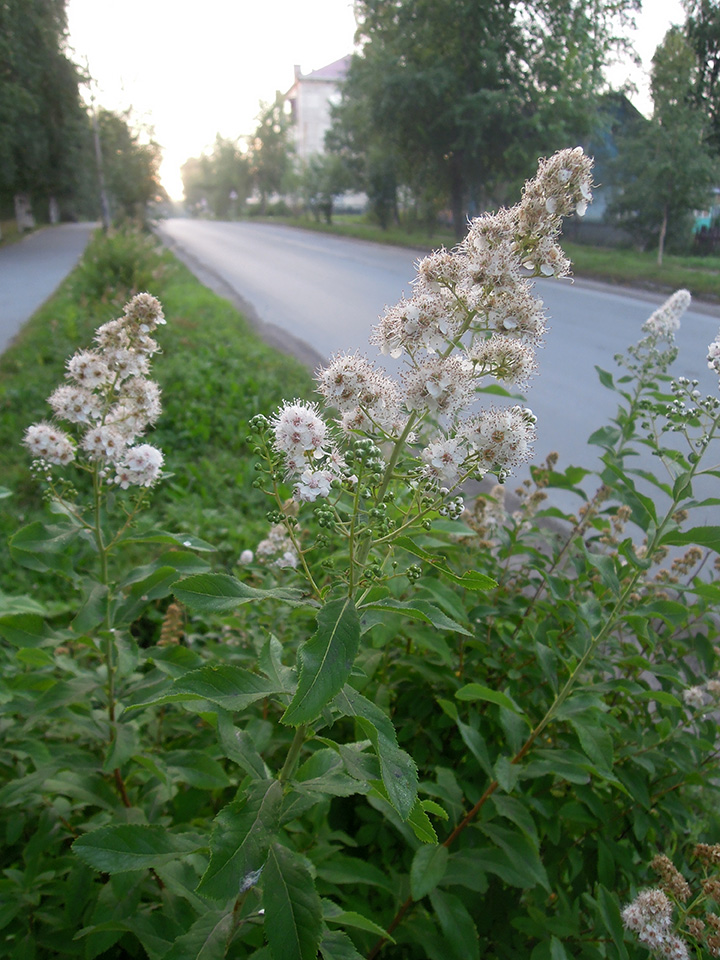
[284, 56, 351, 161]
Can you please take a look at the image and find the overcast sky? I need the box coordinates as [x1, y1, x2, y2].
[65, 0, 687, 200]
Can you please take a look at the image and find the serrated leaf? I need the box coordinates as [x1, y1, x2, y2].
[319, 929, 364, 960]
[128, 663, 284, 712]
[263, 842, 323, 960]
[197, 779, 282, 900]
[217, 711, 268, 778]
[360, 599, 471, 636]
[162, 909, 233, 960]
[421, 800, 449, 821]
[9, 521, 79, 576]
[410, 844, 449, 900]
[282, 599, 360, 726]
[393, 537, 495, 590]
[0, 613, 63, 648]
[72, 825, 202, 873]
[174, 573, 306, 612]
[334, 685, 417, 819]
[569, 718, 614, 773]
[661, 525, 720, 554]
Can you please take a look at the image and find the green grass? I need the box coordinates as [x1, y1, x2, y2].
[563, 242, 720, 300]
[262, 213, 720, 301]
[0, 228, 315, 597]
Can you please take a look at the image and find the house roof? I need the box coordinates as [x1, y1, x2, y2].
[296, 55, 352, 83]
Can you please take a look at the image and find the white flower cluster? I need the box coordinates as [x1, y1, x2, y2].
[23, 293, 165, 489]
[622, 889, 689, 959]
[270, 400, 353, 502]
[708, 329, 720, 378]
[683, 677, 720, 709]
[256, 524, 299, 569]
[643, 290, 692, 337]
[309, 148, 594, 489]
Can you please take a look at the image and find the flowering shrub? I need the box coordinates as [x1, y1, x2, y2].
[2, 150, 720, 960]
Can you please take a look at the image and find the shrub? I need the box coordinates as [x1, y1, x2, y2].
[2, 149, 719, 960]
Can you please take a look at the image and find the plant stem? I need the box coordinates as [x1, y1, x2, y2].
[278, 724, 308, 783]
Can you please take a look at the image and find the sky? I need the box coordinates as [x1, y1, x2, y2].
[65, 0, 687, 201]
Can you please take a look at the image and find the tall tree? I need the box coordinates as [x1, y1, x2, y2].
[0, 0, 89, 218]
[97, 110, 166, 222]
[182, 136, 251, 218]
[248, 95, 294, 213]
[330, 0, 639, 236]
[609, 27, 718, 263]
[684, 0, 720, 151]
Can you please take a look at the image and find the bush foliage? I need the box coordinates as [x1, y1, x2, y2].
[2, 160, 720, 960]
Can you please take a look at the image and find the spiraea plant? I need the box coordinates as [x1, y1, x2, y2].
[2, 150, 720, 960]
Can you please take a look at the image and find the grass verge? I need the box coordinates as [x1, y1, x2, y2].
[0, 227, 315, 598]
[256, 214, 720, 301]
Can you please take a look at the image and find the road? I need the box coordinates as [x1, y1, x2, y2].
[156, 219, 720, 509]
[0, 223, 96, 354]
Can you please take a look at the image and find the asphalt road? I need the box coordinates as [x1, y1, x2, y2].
[0, 223, 96, 354]
[156, 219, 720, 504]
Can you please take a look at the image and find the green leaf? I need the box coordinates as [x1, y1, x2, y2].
[174, 573, 306, 612]
[72, 582, 109, 634]
[319, 929, 364, 960]
[122, 530, 216, 552]
[393, 537, 495, 590]
[217, 711, 269, 778]
[480, 823, 549, 891]
[72, 825, 202, 873]
[128, 663, 284, 712]
[410, 844, 449, 900]
[334, 685, 417, 820]
[595, 365, 615, 389]
[661, 525, 720, 554]
[295, 750, 367, 797]
[494, 756, 520, 793]
[437, 699, 493, 777]
[113, 566, 182, 625]
[162, 910, 233, 960]
[360, 598, 471, 636]
[197, 780, 282, 900]
[595, 886, 630, 960]
[314, 856, 394, 893]
[0, 613, 63, 648]
[569, 718, 614, 774]
[456, 683, 524, 715]
[322, 901, 393, 941]
[165, 750, 231, 790]
[634, 690, 681, 707]
[550, 936, 570, 960]
[428, 888, 479, 960]
[263, 842, 323, 960]
[9, 521, 80, 576]
[282, 599, 360, 726]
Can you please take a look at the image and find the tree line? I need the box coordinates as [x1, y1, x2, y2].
[184, 0, 720, 262]
[0, 0, 165, 232]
